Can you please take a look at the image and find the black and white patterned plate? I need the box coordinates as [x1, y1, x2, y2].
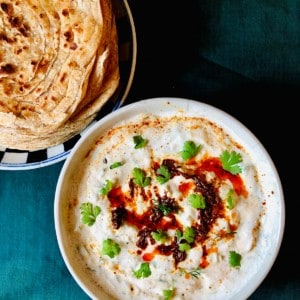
[0, 0, 136, 171]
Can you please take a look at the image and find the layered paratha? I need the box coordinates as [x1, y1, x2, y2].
[0, 0, 119, 150]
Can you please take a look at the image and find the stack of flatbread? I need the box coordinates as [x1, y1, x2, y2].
[0, 0, 119, 150]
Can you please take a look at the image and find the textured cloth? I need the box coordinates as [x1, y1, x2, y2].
[0, 162, 88, 299]
[1, 0, 299, 299]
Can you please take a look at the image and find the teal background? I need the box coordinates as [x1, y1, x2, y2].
[1, 0, 299, 299]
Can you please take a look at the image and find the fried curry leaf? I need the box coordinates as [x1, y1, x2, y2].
[180, 141, 202, 160]
[132, 167, 151, 187]
[133, 262, 151, 278]
[80, 202, 101, 226]
[102, 239, 121, 258]
[133, 135, 148, 149]
[158, 204, 172, 216]
[153, 199, 172, 216]
[156, 165, 171, 184]
[220, 150, 243, 175]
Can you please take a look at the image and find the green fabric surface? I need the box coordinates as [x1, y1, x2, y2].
[0, 162, 88, 299]
[199, 0, 300, 84]
[1, 0, 299, 299]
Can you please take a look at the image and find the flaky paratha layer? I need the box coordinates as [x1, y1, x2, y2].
[0, 0, 119, 150]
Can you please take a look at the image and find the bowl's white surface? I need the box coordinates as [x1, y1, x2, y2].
[54, 97, 285, 300]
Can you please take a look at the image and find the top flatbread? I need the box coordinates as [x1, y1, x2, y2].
[0, 0, 119, 150]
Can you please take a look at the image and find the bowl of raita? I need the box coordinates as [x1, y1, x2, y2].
[54, 97, 285, 300]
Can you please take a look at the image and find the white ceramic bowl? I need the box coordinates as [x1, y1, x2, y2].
[54, 97, 285, 300]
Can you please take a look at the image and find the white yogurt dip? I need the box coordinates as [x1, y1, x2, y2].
[65, 112, 272, 300]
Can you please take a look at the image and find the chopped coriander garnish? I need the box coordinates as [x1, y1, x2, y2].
[101, 239, 121, 258]
[80, 202, 101, 226]
[133, 135, 148, 149]
[156, 165, 171, 184]
[99, 179, 113, 196]
[109, 161, 124, 169]
[132, 167, 151, 187]
[179, 243, 191, 252]
[176, 227, 196, 252]
[226, 189, 235, 209]
[182, 227, 196, 243]
[188, 194, 206, 209]
[220, 150, 243, 175]
[175, 229, 182, 241]
[163, 288, 175, 300]
[229, 250, 242, 268]
[133, 262, 151, 278]
[151, 229, 168, 243]
[180, 141, 202, 160]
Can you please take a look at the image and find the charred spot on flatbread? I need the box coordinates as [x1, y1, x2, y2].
[0, 0, 119, 150]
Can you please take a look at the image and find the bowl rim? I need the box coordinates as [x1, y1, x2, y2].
[54, 97, 285, 300]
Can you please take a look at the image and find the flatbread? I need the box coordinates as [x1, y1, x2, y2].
[0, 0, 119, 150]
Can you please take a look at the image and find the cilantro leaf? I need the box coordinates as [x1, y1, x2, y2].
[229, 250, 242, 268]
[132, 167, 151, 187]
[179, 243, 191, 252]
[156, 165, 171, 184]
[226, 189, 235, 209]
[176, 227, 196, 252]
[163, 288, 175, 300]
[182, 227, 196, 243]
[151, 229, 168, 243]
[80, 202, 101, 226]
[133, 262, 151, 278]
[100, 179, 113, 196]
[188, 194, 206, 209]
[175, 229, 182, 241]
[110, 161, 125, 169]
[220, 150, 243, 175]
[102, 238, 121, 258]
[180, 141, 202, 160]
[133, 135, 148, 149]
